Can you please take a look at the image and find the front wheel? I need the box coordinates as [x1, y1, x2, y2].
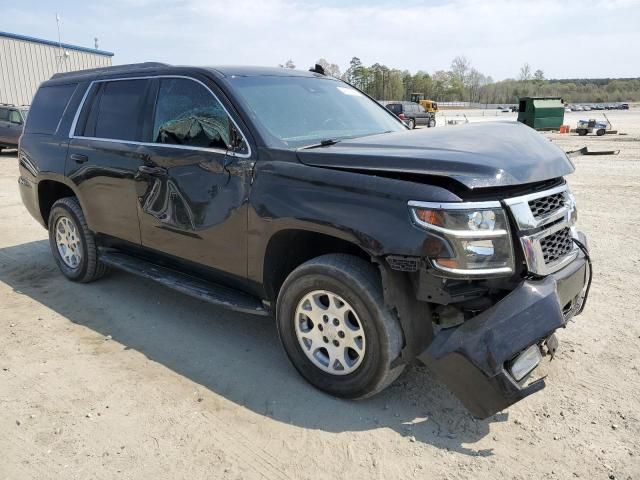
[407, 118, 415, 129]
[428, 118, 436, 128]
[276, 254, 405, 399]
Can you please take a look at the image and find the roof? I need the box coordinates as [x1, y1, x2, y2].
[50, 62, 168, 81]
[205, 66, 329, 78]
[48, 63, 333, 83]
[0, 30, 114, 57]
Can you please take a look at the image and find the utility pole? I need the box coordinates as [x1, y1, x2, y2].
[55, 13, 63, 72]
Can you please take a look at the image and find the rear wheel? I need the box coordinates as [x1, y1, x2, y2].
[48, 197, 109, 283]
[407, 118, 415, 129]
[276, 254, 404, 399]
[596, 129, 606, 136]
[428, 118, 436, 128]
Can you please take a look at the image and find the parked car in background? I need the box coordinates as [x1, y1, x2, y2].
[619, 103, 630, 110]
[384, 101, 436, 128]
[0, 104, 28, 151]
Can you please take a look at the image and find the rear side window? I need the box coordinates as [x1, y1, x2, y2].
[0, 108, 8, 121]
[386, 104, 402, 114]
[83, 80, 149, 141]
[9, 110, 22, 124]
[152, 78, 231, 150]
[24, 84, 77, 135]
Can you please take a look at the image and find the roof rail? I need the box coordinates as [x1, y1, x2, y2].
[51, 62, 170, 80]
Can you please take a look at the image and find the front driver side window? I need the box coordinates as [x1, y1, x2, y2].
[153, 78, 234, 151]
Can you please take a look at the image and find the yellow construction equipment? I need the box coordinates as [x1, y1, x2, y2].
[410, 93, 439, 113]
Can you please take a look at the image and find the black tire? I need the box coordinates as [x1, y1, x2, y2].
[276, 254, 404, 399]
[48, 197, 109, 283]
[596, 129, 606, 136]
[577, 129, 588, 136]
[407, 118, 415, 129]
[428, 118, 436, 128]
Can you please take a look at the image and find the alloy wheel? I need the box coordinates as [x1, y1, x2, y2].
[55, 216, 82, 269]
[294, 290, 366, 375]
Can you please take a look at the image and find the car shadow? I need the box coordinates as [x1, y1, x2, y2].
[0, 240, 503, 456]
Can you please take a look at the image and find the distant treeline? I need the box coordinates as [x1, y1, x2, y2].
[311, 56, 640, 103]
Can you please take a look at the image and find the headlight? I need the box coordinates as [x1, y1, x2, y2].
[409, 200, 515, 276]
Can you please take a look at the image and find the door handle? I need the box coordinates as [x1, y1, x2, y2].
[138, 165, 167, 175]
[70, 153, 88, 164]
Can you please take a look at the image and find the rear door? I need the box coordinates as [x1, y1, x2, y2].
[415, 104, 429, 125]
[134, 76, 252, 281]
[67, 78, 153, 245]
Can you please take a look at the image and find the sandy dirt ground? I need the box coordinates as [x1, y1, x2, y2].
[1, 111, 639, 480]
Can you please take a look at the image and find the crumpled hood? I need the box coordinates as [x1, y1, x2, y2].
[296, 121, 574, 189]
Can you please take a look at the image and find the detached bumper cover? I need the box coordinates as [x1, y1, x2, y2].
[418, 252, 589, 419]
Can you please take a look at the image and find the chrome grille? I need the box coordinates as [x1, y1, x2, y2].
[539, 227, 573, 264]
[504, 184, 578, 276]
[528, 192, 566, 220]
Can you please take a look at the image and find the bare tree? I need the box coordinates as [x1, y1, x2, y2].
[279, 59, 296, 69]
[519, 63, 532, 81]
[316, 58, 342, 78]
[450, 55, 471, 84]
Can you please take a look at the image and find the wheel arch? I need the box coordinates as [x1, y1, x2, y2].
[37, 176, 84, 227]
[262, 228, 372, 302]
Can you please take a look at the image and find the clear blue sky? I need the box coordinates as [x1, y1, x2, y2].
[4, 0, 640, 80]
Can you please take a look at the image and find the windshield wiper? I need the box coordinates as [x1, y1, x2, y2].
[300, 138, 341, 150]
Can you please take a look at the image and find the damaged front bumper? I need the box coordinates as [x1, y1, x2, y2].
[418, 246, 590, 419]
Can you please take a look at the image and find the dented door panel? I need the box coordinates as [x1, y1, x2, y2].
[135, 145, 251, 280]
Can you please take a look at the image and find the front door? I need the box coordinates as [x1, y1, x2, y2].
[66, 78, 154, 245]
[134, 76, 252, 281]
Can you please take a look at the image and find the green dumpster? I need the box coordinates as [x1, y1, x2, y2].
[517, 97, 565, 130]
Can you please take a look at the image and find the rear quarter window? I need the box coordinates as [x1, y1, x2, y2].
[25, 84, 77, 135]
[387, 104, 402, 114]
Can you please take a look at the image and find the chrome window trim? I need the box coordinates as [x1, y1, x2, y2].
[67, 75, 251, 159]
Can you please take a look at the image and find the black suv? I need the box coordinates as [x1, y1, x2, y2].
[18, 63, 591, 418]
[0, 104, 28, 151]
[383, 101, 436, 129]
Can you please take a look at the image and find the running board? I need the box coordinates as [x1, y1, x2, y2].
[99, 251, 269, 316]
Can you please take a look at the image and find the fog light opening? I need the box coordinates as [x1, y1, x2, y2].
[509, 344, 542, 382]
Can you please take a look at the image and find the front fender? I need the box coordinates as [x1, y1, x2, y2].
[247, 160, 461, 284]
